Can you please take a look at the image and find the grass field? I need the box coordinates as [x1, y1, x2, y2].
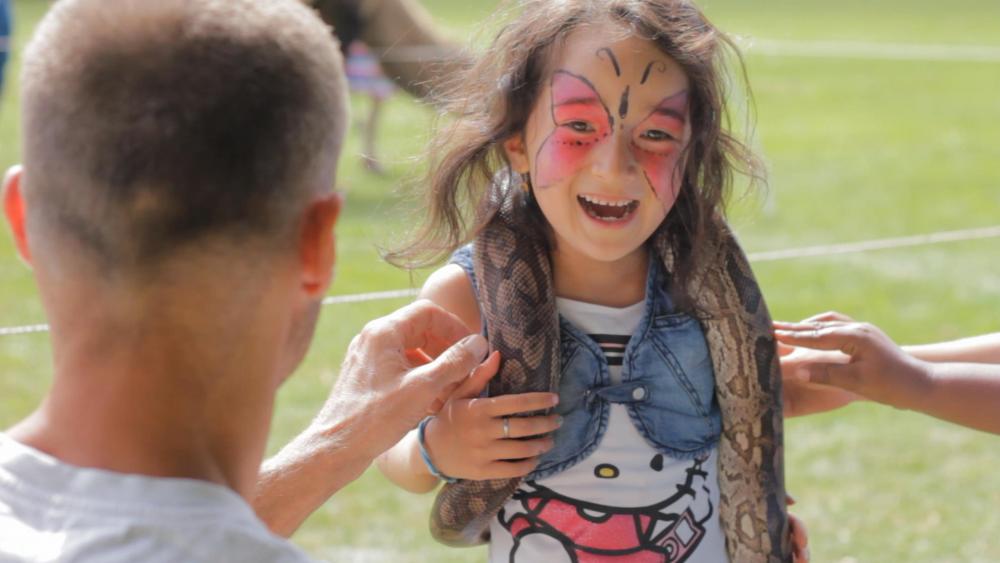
[1, 0, 999, 561]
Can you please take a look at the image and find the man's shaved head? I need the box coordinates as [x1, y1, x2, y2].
[20, 0, 347, 271]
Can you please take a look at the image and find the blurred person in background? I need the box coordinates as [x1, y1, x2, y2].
[344, 39, 395, 174]
[311, 0, 468, 101]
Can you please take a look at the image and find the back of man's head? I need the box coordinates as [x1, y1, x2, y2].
[20, 0, 346, 274]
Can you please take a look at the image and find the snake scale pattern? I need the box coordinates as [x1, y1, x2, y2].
[430, 192, 791, 562]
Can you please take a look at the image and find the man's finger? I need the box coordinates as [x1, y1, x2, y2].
[408, 333, 489, 395]
[452, 351, 501, 400]
[392, 300, 473, 355]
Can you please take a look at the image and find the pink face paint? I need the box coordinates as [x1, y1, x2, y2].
[629, 90, 689, 205]
[533, 70, 613, 189]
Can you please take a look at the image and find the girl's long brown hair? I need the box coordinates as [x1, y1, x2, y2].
[387, 0, 763, 304]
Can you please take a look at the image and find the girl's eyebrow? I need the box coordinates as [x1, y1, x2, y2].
[640, 60, 668, 85]
[596, 47, 621, 77]
[550, 70, 611, 113]
[651, 90, 690, 122]
[555, 97, 602, 107]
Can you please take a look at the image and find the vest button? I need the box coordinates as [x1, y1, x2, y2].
[632, 387, 646, 400]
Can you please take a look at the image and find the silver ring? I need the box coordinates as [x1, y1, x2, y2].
[502, 416, 510, 439]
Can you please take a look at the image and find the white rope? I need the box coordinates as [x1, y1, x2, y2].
[321, 288, 418, 305]
[0, 324, 49, 337]
[748, 225, 1000, 262]
[1, 225, 997, 337]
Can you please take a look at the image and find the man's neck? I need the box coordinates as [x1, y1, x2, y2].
[8, 282, 290, 499]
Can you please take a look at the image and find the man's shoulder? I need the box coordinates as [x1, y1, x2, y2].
[0, 486, 319, 563]
[0, 518, 318, 563]
[0, 434, 318, 563]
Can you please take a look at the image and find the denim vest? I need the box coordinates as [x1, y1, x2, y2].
[450, 245, 722, 481]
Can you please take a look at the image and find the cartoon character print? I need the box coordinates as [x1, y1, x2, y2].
[498, 453, 714, 563]
[494, 397, 719, 563]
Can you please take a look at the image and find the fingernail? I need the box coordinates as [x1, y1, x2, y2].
[555, 415, 564, 427]
[550, 394, 560, 406]
[462, 334, 488, 360]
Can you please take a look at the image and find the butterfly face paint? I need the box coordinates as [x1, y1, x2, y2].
[507, 23, 692, 264]
[531, 69, 689, 211]
[630, 90, 689, 204]
[533, 71, 614, 189]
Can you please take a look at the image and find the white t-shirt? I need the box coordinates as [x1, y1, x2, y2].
[488, 298, 728, 563]
[0, 433, 317, 563]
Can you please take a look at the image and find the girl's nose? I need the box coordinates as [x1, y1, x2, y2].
[590, 132, 634, 182]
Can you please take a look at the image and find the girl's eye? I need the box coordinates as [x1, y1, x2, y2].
[565, 121, 593, 133]
[640, 129, 676, 142]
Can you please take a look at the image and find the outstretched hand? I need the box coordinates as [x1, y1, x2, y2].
[777, 339, 860, 417]
[774, 311, 930, 411]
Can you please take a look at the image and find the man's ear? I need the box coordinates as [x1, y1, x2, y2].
[3, 166, 32, 266]
[299, 192, 342, 298]
[502, 134, 531, 174]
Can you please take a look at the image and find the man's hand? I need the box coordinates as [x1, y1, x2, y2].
[254, 299, 490, 537]
[774, 312, 932, 411]
[319, 299, 490, 461]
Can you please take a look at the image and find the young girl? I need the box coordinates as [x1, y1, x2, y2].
[379, 1, 802, 561]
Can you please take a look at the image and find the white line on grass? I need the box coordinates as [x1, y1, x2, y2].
[1, 225, 998, 337]
[743, 38, 1000, 63]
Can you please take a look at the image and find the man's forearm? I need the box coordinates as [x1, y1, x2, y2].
[253, 414, 376, 538]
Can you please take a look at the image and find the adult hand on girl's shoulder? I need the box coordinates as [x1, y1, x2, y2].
[424, 352, 562, 481]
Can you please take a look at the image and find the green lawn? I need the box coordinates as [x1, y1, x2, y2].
[1, 0, 999, 561]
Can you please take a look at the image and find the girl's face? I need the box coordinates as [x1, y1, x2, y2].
[505, 22, 691, 264]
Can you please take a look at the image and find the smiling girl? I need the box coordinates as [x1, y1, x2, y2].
[377, 1, 804, 561]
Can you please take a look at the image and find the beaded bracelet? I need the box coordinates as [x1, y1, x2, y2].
[417, 416, 458, 484]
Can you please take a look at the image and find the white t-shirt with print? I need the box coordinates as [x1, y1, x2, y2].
[488, 298, 728, 563]
[0, 433, 317, 563]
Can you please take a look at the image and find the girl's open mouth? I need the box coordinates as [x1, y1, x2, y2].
[577, 195, 639, 222]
